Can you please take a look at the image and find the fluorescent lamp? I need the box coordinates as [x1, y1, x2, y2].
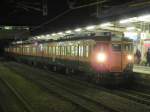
[119, 17, 137, 24]
[75, 28, 81, 32]
[100, 22, 113, 27]
[138, 14, 150, 22]
[86, 25, 95, 30]
[126, 27, 136, 30]
[41, 35, 45, 38]
[52, 33, 56, 36]
[65, 30, 72, 33]
[46, 34, 50, 37]
[57, 32, 63, 35]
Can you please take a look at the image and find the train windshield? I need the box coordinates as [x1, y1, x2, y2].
[123, 44, 133, 52]
[112, 44, 121, 51]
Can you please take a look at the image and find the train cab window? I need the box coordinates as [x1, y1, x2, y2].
[123, 44, 133, 52]
[112, 44, 121, 51]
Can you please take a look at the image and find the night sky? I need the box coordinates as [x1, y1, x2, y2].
[0, 0, 134, 32]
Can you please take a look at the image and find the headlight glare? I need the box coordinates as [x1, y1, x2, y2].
[97, 53, 106, 63]
[127, 55, 132, 60]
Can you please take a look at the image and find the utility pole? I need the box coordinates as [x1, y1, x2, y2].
[43, 0, 48, 16]
[96, 0, 102, 17]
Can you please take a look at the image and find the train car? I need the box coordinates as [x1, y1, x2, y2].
[5, 31, 134, 85]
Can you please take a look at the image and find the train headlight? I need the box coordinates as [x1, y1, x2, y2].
[97, 53, 106, 63]
[127, 55, 133, 61]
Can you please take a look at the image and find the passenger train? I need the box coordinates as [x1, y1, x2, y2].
[5, 31, 134, 85]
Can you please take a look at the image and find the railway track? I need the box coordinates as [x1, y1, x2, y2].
[2, 63, 116, 112]
[0, 62, 89, 112]
[4, 61, 150, 112]
[53, 73, 150, 106]
[0, 76, 33, 112]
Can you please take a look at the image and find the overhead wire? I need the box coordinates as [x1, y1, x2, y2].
[32, 0, 106, 31]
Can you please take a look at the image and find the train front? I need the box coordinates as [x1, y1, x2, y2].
[90, 40, 134, 84]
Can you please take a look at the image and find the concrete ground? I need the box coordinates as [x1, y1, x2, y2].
[133, 65, 150, 75]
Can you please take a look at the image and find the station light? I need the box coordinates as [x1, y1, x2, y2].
[126, 27, 136, 31]
[119, 17, 137, 24]
[37, 36, 40, 39]
[4, 26, 12, 30]
[137, 29, 141, 31]
[65, 30, 72, 34]
[119, 15, 150, 24]
[16, 41, 23, 44]
[57, 32, 63, 35]
[138, 14, 150, 22]
[46, 34, 50, 37]
[52, 33, 56, 36]
[100, 22, 113, 27]
[85, 25, 95, 30]
[32, 36, 35, 39]
[41, 35, 45, 38]
[75, 28, 82, 32]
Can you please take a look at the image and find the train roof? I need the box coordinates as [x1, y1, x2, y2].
[11, 31, 132, 46]
[11, 36, 133, 47]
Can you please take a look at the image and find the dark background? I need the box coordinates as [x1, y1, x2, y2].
[0, 0, 133, 32]
[0, 0, 134, 53]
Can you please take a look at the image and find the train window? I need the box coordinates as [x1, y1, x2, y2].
[74, 46, 78, 56]
[16, 48, 19, 53]
[56, 46, 58, 55]
[64, 46, 66, 56]
[67, 46, 71, 56]
[59, 46, 61, 56]
[71, 46, 75, 56]
[58, 46, 60, 55]
[112, 44, 121, 51]
[33, 47, 36, 54]
[58, 46, 60, 56]
[27, 47, 30, 54]
[123, 44, 133, 52]
[53, 46, 55, 55]
[63, 47, 65, 56]
[49, 46, 53, 55]
[61, 47, 64, 56]
[50, 46, 52, 55]
[86, 45, 89, 57]
[45, 46, 48, 54]
[79, 45, 83, 57]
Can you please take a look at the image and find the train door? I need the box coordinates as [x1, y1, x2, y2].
[110, 43, 122, 72]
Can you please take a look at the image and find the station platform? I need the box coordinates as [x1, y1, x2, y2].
[133, 65, 150, 75]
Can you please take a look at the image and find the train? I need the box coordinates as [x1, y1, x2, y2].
[5, 31, 134, 85]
